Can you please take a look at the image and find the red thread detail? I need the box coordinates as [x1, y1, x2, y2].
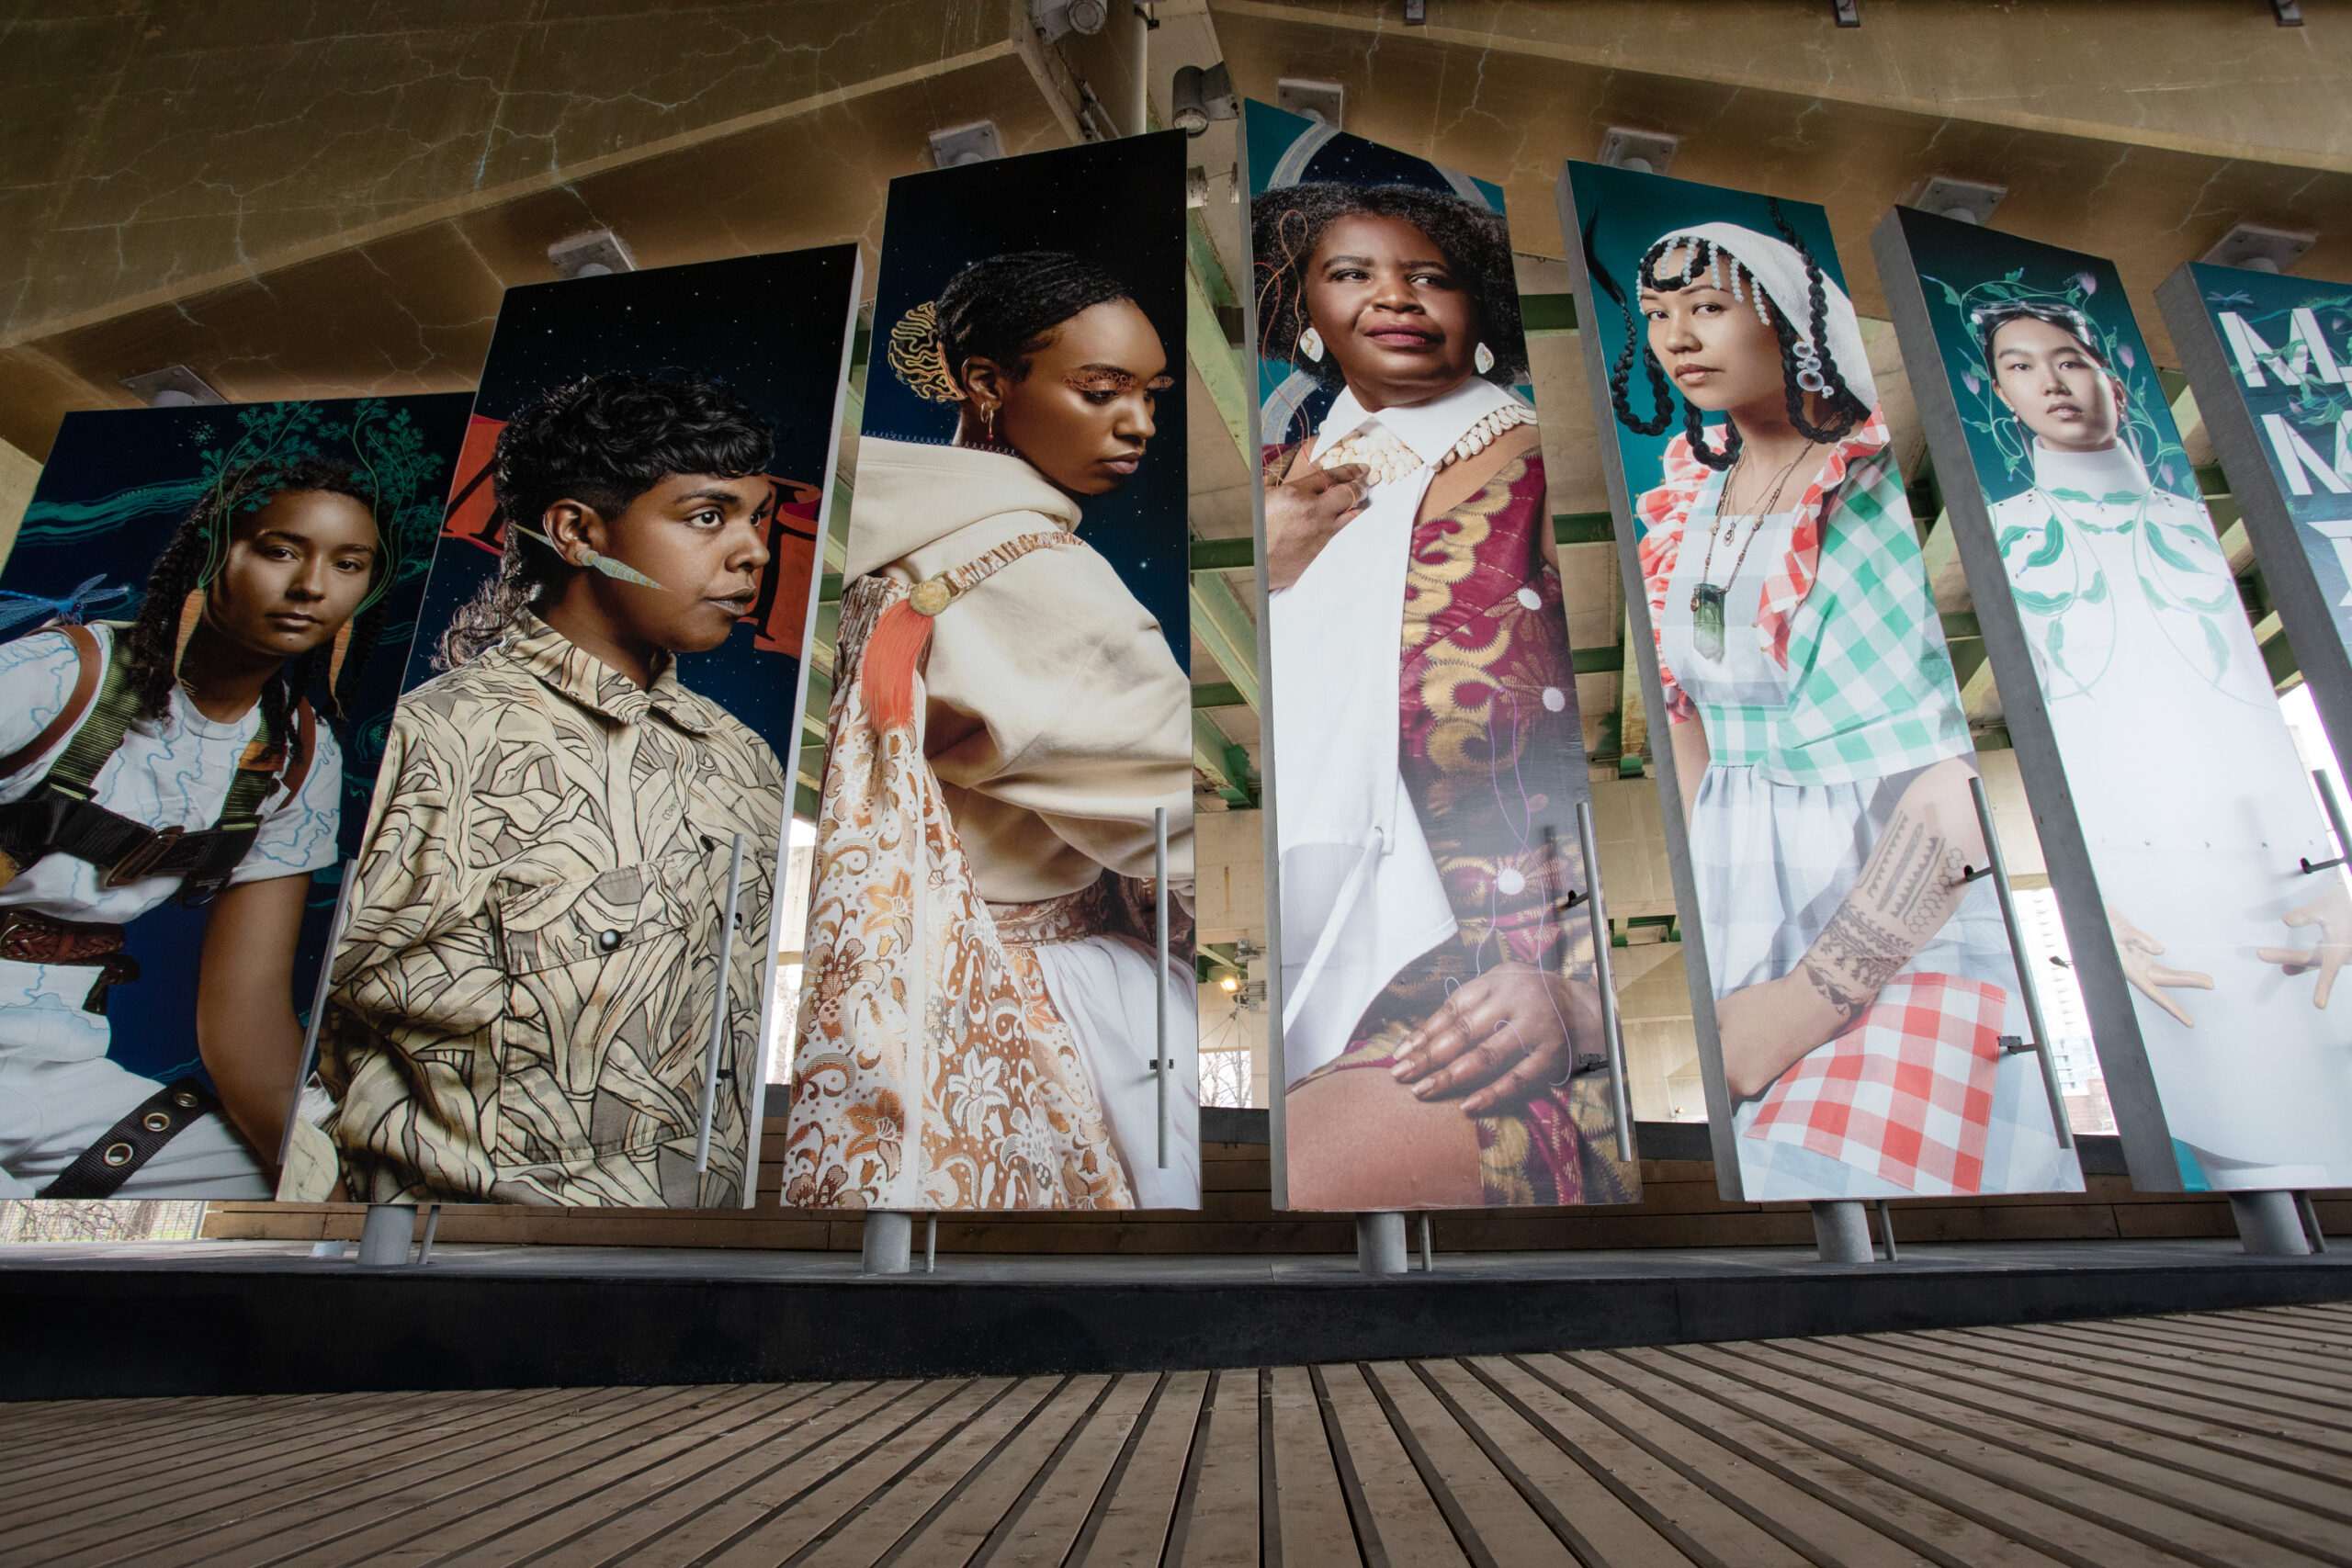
[862, 598, 933, 733]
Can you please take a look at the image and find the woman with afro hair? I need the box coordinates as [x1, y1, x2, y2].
[0, 455, 381, 1197]
[1253, 179, 1634, 1211]
[784, 252, 1199, 1214]
[1605, 209, 2073, 1200]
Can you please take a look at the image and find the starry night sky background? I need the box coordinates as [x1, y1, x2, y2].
[857, 133, 1190, 667]
[400, 246, 862, 750]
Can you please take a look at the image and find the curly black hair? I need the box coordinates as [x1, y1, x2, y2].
[1602, 200, 1870, 471]
[436, 370, 774, 669]
[1251, 181, 1528, 389]
[935, 251, 1136, 389]
[123, 454, 387, 739]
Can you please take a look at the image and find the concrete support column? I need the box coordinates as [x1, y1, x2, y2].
[355, 1203, 413, 1268]
[1811, 1200, 1873, 1264]
[1356, 1212, 1408, 1276]
[2229, 1190, 2313, 1257]
[861, 1211, 913, 1274]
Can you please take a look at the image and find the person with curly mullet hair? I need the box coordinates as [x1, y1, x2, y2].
[286, 370, 789, 1207]
[1608, 213, 2072, 1200]
[1250, 178, 1636, 1213]
[0, 456, 381, 1198]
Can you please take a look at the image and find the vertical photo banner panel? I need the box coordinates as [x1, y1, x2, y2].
[1246, 99, 1638, 1213]
[279, 246, 861, 1208]
[1559, 162, 2081, 1204]
[1877, 208, 2352, 1192]
[1, 394, 473, 1201]
[2159, 263, 2352, 788]
[784, 133, 1201, 1213]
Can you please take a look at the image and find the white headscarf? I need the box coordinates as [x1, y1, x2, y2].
[1644, 221, 1877, 410]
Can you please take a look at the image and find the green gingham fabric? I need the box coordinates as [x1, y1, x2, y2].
[1694, 444, 1972, 784]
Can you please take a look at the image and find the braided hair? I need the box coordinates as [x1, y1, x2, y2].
[436, 370, 774, 669]
[1602, 202, 1870, 471]
[123, 454, 387, 739]
[1251, 182, 1527, 389]
[931, 252, 1136, 392]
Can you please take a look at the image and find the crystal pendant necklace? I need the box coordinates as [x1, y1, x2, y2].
[1690, 446, 1805, 661]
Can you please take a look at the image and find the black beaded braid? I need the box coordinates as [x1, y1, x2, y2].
[123, 455, 388, 737]
[437, 370, 773, 669]
[1251, 181, 1527, 388]
[1604, 218, 1864, 469]
[934, 251, 1135, 389]
[1765, 199, 1868, 444]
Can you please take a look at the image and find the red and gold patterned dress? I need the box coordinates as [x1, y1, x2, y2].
[1282, 442, 1637, 1206]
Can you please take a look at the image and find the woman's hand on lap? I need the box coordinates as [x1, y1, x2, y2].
[1390, 962, 1600, 1113]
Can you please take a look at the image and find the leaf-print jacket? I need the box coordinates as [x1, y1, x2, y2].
[305, 614, 786, 1206]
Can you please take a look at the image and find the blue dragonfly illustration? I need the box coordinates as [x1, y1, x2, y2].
[0, 575, 130, 638]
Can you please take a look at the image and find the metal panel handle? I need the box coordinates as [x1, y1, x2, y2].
[1966, 773, 2074, 1151]
[1155, 806, 1170, 1171]
[1576, 799, 1637, 1163]
[278, 858, 360, 1170]
[695, 832, 749, 1174]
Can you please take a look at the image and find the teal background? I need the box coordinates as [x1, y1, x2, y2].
[2187, 260, 2352, 646]
[1565, 160, 1849, 525]
[1898, 210, 2197, 505]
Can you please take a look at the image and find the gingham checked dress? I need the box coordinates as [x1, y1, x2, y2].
[1643, 415, 2079, 1200]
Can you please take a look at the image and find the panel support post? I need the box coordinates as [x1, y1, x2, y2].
[2229, 1190, 2313, 1257]
[356, 1203, 414, 1269]
[1811, 1200, 1873, 1264]
[862, 1211, 913, 1273]
[1356, 1212, 1408, 1276]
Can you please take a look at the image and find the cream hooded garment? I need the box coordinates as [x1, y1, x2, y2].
[842, 437, 1193, 905]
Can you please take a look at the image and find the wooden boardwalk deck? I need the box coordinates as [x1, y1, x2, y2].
[4, 1302, 2348, 1566]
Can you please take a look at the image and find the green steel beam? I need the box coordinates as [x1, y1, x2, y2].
[1193, 681, 1247, 710]
[1521, 293, 1578, 334]
[1193, 711, 1254, 806]
[1188, 260, 1251, 456]
[1571, 645, 1624, 675]
[1555, 512, 1614, 546]
[1190, 571, 1261, 710]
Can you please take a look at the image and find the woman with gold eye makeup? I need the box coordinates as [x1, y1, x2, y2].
[786, 252, 1198, 1212]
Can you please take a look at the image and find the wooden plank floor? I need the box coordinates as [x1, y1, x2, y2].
[6, 1303, 2348, 1567]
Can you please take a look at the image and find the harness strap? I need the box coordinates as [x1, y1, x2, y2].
[37, 1076, 220, 1199]
[0, 625, 101, 781]
[43, 629, 147, 802]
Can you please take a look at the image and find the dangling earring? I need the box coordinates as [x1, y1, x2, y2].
[984, 401, 999, 443]
[1474, 342, 1496, 376]
[1297, 326, 1324, 364]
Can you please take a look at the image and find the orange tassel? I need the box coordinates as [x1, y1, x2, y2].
[172, 588, 207, 674]
[862, 599, 934, 734]
[325, 621, 356, 711]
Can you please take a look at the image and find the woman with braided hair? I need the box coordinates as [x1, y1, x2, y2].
[1611, 210, 2074, 1199]
[1251, 178, 1634, 1211]
[0, 455, 382, 1197]
[785, 251, 1199, 1213]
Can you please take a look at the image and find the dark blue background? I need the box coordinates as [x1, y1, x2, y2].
[401, 245, 863, 750]
[858, 134, 1190, 669]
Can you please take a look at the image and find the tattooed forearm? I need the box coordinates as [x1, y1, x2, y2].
[1793, 793, 1971, 1025]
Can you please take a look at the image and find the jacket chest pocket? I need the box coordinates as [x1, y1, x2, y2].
[488, 850, 716, 1153]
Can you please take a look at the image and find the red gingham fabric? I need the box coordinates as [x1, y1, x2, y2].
[1742, 970, 2006, 1196]
[1634, 409, 1891, 721]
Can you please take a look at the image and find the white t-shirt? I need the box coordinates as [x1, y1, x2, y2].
[0, 626, 343, 924]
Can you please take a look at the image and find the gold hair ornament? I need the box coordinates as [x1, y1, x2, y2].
[888, 300, 964, 403]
